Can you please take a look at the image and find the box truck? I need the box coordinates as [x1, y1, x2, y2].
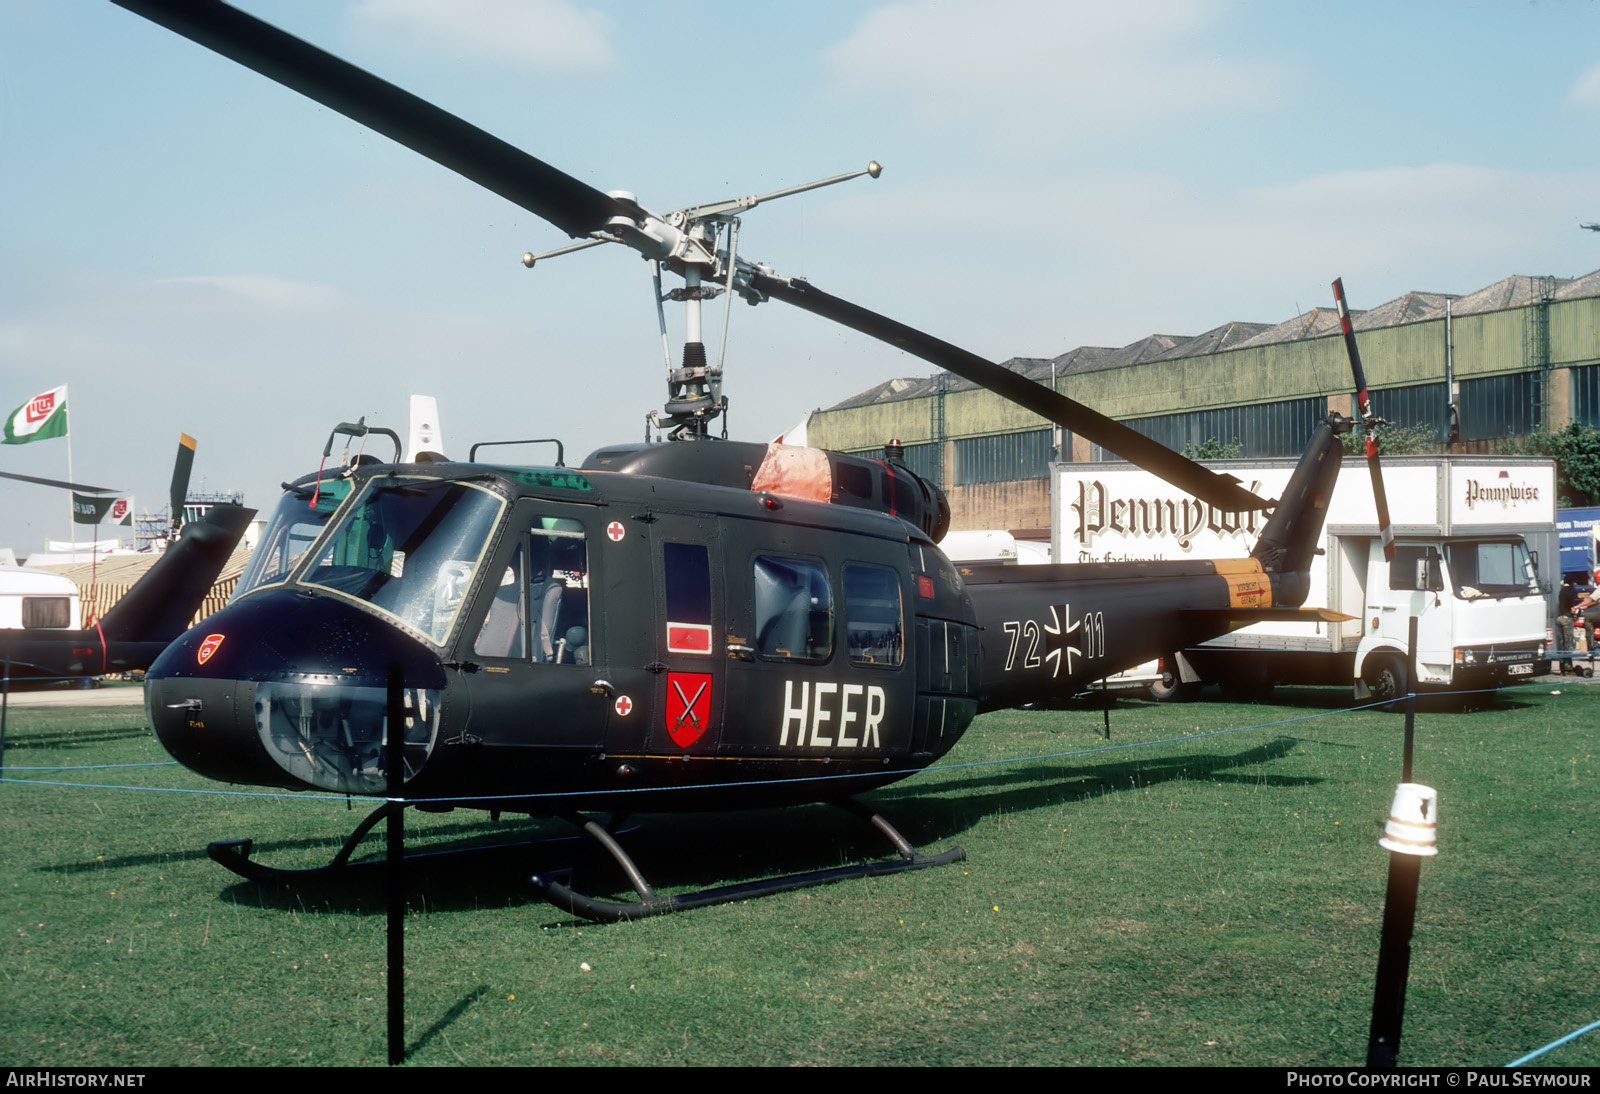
[1052, 456, 1556, 702]
[1557, 506, 1600, 581]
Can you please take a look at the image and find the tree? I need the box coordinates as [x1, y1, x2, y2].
[1339, 421, 1439, 457]
[1500, 422, 1600, 506]
[1182, 437, 1243, 460]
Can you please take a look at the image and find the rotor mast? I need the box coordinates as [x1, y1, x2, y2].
[524, 162, 882, 440]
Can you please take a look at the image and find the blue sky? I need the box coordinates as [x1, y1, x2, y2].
[3, 0, 1599, 553]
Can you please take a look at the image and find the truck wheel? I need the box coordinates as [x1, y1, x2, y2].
[1145, 665, 1196, 700]
[1365, 655, 1407, 712]
[1146, 658, 1194, 702]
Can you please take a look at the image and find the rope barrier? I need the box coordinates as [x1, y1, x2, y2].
[3, 760, 178, 771]
[0, 776, 348, 800]
[1507, 1017, 1600, 1066]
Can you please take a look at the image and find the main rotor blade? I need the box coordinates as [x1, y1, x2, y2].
[1332, 277, 1395, 561]
[0, 470, 118, 494]
[748, 271, 1273, 513]
[112, 0, 626, 239]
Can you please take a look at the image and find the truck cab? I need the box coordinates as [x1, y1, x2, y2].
[1355, 536, 1546, 700]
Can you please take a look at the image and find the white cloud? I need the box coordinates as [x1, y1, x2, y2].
[822, 0, 1283, 138]
[150, 275, 346, 315]
[351, 0, 616, 73]
[1569, 61, 1600, 107]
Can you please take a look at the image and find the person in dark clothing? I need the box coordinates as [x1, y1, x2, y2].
[1558, 577, 1578, 672]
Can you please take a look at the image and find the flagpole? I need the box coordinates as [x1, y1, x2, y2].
[89, 515, 101, 625]
[64, 384, 73, 555]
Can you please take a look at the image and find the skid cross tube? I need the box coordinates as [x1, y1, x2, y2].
[205, 802, 625, 885]
[530, 801, 966, 922]
[208, 799, 401, 883]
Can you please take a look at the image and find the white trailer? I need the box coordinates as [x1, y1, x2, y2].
[0, 566, 82, 630]
[1051, 456, 1557, 701]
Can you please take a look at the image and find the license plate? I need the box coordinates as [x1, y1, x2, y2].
[1508, 663, 1534, 676]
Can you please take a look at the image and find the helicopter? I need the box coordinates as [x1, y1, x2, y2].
[0, 434, 254, 684]
[115, 0, 1381, 921]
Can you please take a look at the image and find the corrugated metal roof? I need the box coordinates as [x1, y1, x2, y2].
[1450, 274, 1569, 315]
[825, 357, 1053, 409]
[1554, 269, 1600, 301]
[1149, 320, 1274, 360]
[1234, 305, 1346, 348]
[826, 376, 927, 410]
[1046, 345, 1119, 377]
[1351, 290, 1454, 328]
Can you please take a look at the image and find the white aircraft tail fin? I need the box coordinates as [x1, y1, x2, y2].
[405, 395, 446, 462]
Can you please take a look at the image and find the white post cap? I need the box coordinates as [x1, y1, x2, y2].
[1379, 782, 1438, 857]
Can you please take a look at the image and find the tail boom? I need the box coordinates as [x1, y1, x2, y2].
[964, 415, 1347, 712]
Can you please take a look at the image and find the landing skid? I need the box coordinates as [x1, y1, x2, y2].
[530, 801, 966, 923]
[205, 800, 602, 886]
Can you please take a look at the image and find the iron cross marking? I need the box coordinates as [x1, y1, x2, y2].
[1041, 603, 1082, 679]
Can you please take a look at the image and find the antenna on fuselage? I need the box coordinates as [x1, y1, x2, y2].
[405, 395, 446, 463]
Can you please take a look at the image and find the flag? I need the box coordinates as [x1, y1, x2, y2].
[109, 496, 134, 527]
[71, 491, 116, 525]
[3, 385, 68, 445]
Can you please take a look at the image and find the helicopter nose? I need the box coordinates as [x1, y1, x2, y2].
[146, 591, 448, 794]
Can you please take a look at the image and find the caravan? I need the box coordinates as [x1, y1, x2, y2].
[0, 565, 82, 631]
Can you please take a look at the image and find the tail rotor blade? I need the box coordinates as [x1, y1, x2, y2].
[1332, 278, 1395, 561]
[169, 433, 197, 535]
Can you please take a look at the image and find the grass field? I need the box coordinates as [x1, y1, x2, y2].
[1, 681, 1595, 1067]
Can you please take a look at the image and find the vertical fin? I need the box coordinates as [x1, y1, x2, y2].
[1250, 416, 1347, 574]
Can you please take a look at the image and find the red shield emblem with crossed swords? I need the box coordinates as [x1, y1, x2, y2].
[665, 671, 712, 748]
[197, 633, 225, 665]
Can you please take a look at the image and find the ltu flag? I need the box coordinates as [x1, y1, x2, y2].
[3, 385, 68, 445]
